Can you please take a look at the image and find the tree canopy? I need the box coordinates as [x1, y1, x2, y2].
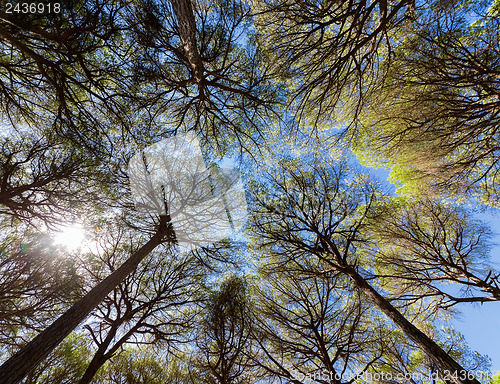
[0, 0, 499, 384]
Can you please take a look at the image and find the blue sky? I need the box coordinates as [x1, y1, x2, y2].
[453, 209, 500, 373]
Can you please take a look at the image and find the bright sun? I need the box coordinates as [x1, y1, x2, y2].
[52, 224, 86, 250]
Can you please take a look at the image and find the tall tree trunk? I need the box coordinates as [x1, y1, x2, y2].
[77, 322, 120, 384]
[78, 316, 144, 384]
[341, 265, 480, 384]
[0, 217, 173, 384]
[170, 0, 204, 84]
[78, 354, 108, 384]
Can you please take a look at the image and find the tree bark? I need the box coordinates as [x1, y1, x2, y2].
[78, 355, 107, 384]
[341, 265, 480, 384]
[77, 322, 120, 384]
[78, 316, 144, 384]
[0, 217, 173, 384]
[170, 0, 204, 84]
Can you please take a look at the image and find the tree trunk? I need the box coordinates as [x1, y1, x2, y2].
[0, 218, 173, 384]
[77, 347, 110, 384]
[170, 0, 204, 84]
[78, 316, 144, 384]
[77, 322, 120, 384]
[342, 265, 480, 384]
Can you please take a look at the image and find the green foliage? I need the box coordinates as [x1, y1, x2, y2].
[251, 0, 412, 128]
[1, 0, 499, 383]
[352, 0, 500, 207]
[490, 372, 500, 384]
[22, 333, 92, 384]
[94, 348, 189, 384]
[194, 274, 255, 384]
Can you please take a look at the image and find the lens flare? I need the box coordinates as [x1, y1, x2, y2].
[52, 224, 86, 250]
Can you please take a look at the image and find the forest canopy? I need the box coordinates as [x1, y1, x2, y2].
[0, 0, 499, 384]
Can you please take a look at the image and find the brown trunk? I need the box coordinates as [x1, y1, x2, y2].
[0, 218, 172, 384]
[78, 316, 143, 383]
[170, 0, 204, 83]
[79, 341, 128, 384]
[77, 322, 120, 384]
[342, 265, 480, 384]
[77, 348, 109, 384]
